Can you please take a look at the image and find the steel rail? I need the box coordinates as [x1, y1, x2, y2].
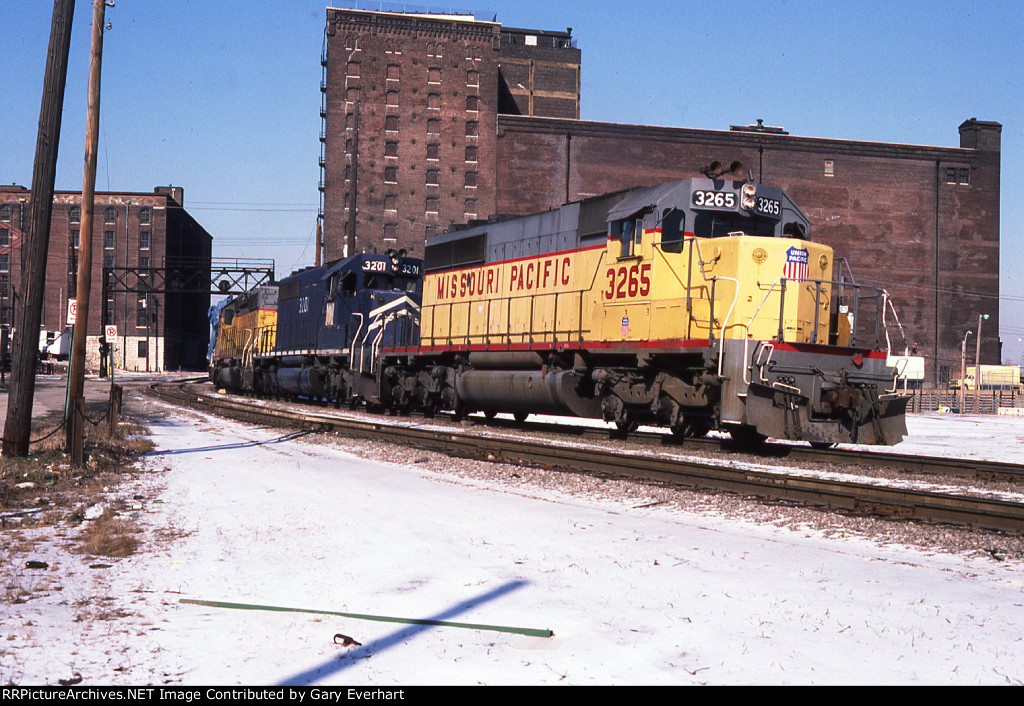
[485, 418, 1024, 483]
[147, 382, 1024, 535]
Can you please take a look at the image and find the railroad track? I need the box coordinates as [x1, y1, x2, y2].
[487, 417, 1024, 484]
[146, 381, 1024, 535]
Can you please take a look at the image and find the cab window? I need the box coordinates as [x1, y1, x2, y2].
[694, 213, 776, 238]
[613, 215, 644, 258]
[661, 208, 685, 253]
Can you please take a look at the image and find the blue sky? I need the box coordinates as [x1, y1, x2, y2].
[2, 0, 1021, 361]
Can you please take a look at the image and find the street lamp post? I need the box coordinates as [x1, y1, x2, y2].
[974, 314, 989, 414]
[961, 330, 972, 414]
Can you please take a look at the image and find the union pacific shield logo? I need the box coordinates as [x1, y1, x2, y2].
[783, 246, 809, 282]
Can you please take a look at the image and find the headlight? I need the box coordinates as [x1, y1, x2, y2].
[741, 184, 757, 210]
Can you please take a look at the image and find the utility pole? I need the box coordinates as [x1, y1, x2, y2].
[66, 0, 110, 465]
[2, 0, 76, 458]
[315, 221, 322, 267]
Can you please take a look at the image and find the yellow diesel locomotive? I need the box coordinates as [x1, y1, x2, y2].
[210, 286, 279, 393]
[380, 177, 908, 445]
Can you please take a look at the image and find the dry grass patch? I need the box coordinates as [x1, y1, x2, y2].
[2, 412, 155, 561]
[76, 509, 141, 558]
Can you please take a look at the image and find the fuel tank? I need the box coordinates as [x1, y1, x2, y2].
[455, 369, 601, 418]
[277, 366, 328, 398]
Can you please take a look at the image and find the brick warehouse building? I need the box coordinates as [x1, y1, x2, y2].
[0, 185, 212, 372]
[321, 8, 999, 388]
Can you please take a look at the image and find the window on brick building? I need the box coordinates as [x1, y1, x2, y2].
[465, 121, 478, 137]
[387, 64, 400, 81]
[466, 95, 479, 111]
[384, 223, 397, 241]
[69, 206, 80, 223]
[427, 92, 441, 110]
[428, 67, 441, 84]
[386, 90, 399, 107]
[385, 141, 398, 157]
[140, 231, 151, 249]
[104, 206, 117, 224]
[0, 253, 9, 272]
[464, 198, 477, 217]
[426, 168, 440, 186]
[464, 171, 477, 187]
[137, 299, 149, 328]
[467, 70, 479, 87]
[71, 229, 79, 248]
[0, 228, 8, 247]
[945, 168, 957, 184]
[103, 254, 114, 268]
[425, 196, 439, 213]
[427, 118, 440, 135]
[465, 146, 477, 163]
[427, 143, 440, 161]
[0, 205, 10, 222]
[959, 168, 970, 185]
[385, 115, 399, 132]
[384, 194, 397, 211]
[384, 166, 398, 183]
[347, 61, 360, 77]
[139, 207, 151, 225]
[104, 230, 115, 249]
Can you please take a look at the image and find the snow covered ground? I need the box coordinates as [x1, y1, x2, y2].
[2, 397, 1023, 686]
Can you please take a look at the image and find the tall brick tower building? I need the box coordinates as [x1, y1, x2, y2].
[320, 8, 579, 261]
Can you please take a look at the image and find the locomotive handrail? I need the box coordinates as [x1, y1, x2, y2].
[886, 355, 908, 394]
[351, 313, 365, 372]
[679, 237, 740, 358]
[748, 341, 776, 386]
[421, 285, 593, 349]
[742, 281, 788, 385]
[741, 276, 894, 389]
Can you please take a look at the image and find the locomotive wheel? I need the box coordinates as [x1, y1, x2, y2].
[615, 418, 639, 435]
[484, 410, 497, 420]
[513, 411, 529, 423]
[729, 425, 768, 446]
[671, 415, 711, 439]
